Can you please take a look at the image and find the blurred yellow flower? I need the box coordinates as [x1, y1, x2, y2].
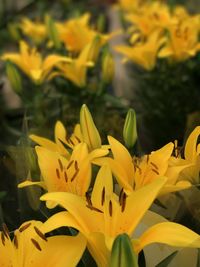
[0, 220, 86, 267]
[2, 41, 71, 84]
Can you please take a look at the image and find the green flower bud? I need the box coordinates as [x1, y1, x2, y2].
[102, 50, 115, 84]
[6, 61, 22, 94]
[80, 104, 101, 151]
[45, 15, 61, 50]
[123, 108, 137, 149]
[110, 234, 139, 267]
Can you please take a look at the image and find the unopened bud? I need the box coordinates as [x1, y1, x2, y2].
[102, 50, 115, 83]
[80, 104, 101, 150]
[123, 108, 137, 149]
[6, 61, 22, 94]
[45, 15, 61, 50]
[110, 234, 139, 267]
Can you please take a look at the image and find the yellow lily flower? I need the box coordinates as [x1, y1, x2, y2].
[56, 13, 110, 53]
[115, 29, 166, 70]
[94, 136, 191, 195]
[41, 165, 200, 267]
[1, 41, 71, 84]
[19, 17, 47, 44]
[52, 35, 103, 87]
[30, 120, 83, 157]
[0, 220, 86, 267]
[159, 16, 200, 61]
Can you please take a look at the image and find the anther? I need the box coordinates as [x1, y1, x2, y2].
[34, 226, 47, 242]
[146, 154, 149, 163]
[150, 162, 158, 170]
[74, 160, 79, 171]
[101, 187, 105, 206]
[121, 192, 127, 212]
[64, 171, 68, 182]
[19, 222, 31, 232]
[152, 169, 159, 175]
[67, 160, 74, 169]
[1, 232, 5, 246]
[85, 192, 92, 206]
[69, 138, 75, 146]
[58, 159, 63, 172]
[71, 169, 79, 182]
[31, 238, 42, 251]
[75, 136, 81, 143]
[13, 235, 18, 249]
[119, 188, 124, 206]
[109, 200, 113, 217]
[2, 223, 9, 239]
[56, 168, 60, 179]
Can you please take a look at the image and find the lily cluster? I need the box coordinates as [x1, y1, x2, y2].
[116, 0, 200, 70]
[1, 104, 198, 266]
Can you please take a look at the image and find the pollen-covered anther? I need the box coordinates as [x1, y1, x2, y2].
[2, 223, 9, 239]
[13, 234, 18, 249]
[19, 222, 31, 232]
[31, 238, 42, 251]
[101, 187, 105, 206]
[58, 159, 63, 172]
[109, 200, 113, 217]
[71, 169, 79, 182]
[152, 168, 159, 175]
[68, 138, 75, 146]
[121, 192, 127, 213]
[146, 154, 149, 163]
[74, 136, 81, 143]
[56, 168, 60, 179]
[1, 232, 5, 246]
[67, 160, 74, 170]
[34, 226, 48, 242]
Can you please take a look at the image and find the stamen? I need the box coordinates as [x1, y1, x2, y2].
[58, 159, 63, 172]
[109, 200, 113, 217]
[2, 223, 9, 239]
[67, 160, 74, 169]
[1, 232, 5, 246]
[150, 162, 158, 170]
[31, 238, 42, 251]
[34, 226, 47, 242]
[121, 192, 127, 212]
[146, 154, 149, 164]
[74, 160, 79, 171]
[152, 169, 159, 175]
[69, 138, 75, 146]
[64, 171, 68, 182]
[74, 136, 81, 143]
[71, 169, 79, 182]
[101, 187, 105, 206]
[13, 235, 18, 249]
[56, 168, 60, 179]
[119, 188, 124, 206]
[19, 222, 31, 232]
[85, 192, 92, 206]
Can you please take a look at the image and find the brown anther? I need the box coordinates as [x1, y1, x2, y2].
[19, 222, 31, 232]
[2, 223, 9, 239]
[58, 159, 63, 172]
[121, 192, 127, 212]
[119, 188, 124, 206]
[146, 154, 149, 163]
[150, 162, 158, 170]
[13, 235, 18, 249]
[152, 169, 159, 175]
[64, 171, 68, 182]
[85, 192, 92, 206]
[31, 238, 42, 251]
[71, 169, 79, 182]
[1, 232, 5, 246]
[67, 160, 74, 169]
[34, 227, 47, 242]
[109, 200, 113, 217]
[74, 160, 79, 171]
[75, 136, 81, 143]
[101, 187, 105, 206]
[56, 168, 60, 179]
[69, 138, 75, 146]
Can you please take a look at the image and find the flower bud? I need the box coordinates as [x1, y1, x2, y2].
[102, 50, 115, 84]
[87, 35, 101, 63]
[45, 15, 61, 50]
[110, 234, 139, 267]
[80, 104, 101, 150]
[123, 108, 137, 149]
[6, 61, 22, 94]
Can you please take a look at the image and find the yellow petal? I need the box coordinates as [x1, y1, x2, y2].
[185, 126, 200, 161]
[134, 222, 200, 254]
[18, 180, 47, 190]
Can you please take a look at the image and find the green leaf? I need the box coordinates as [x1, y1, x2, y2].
[155, 251, 178, 267]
